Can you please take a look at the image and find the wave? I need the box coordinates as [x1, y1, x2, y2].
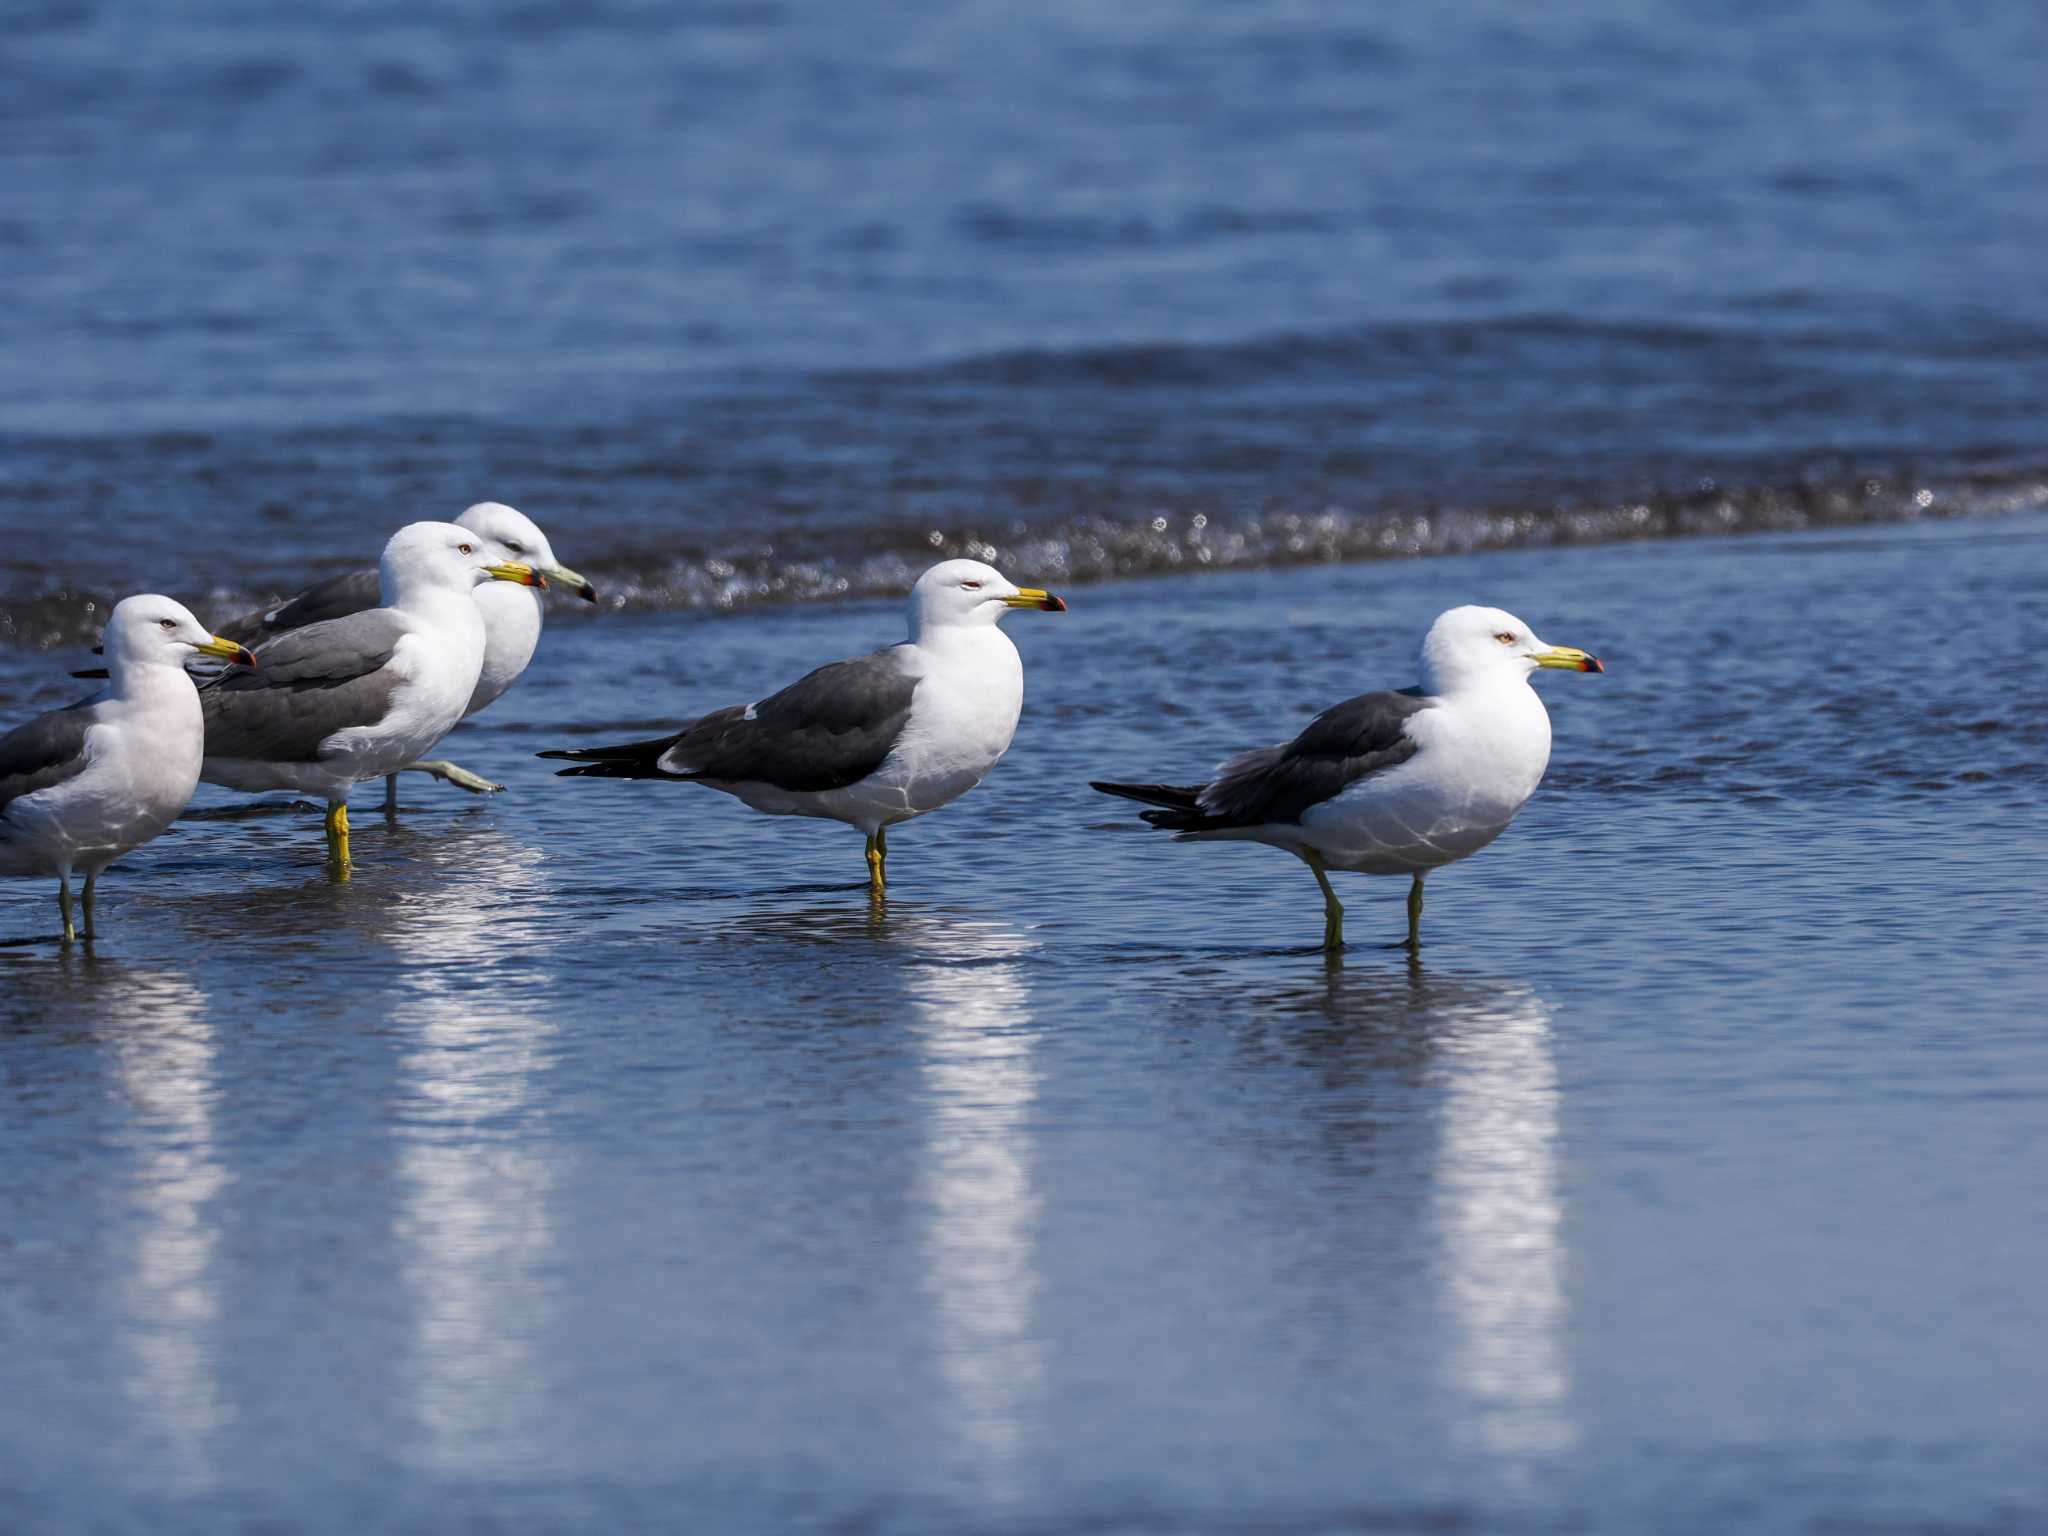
[4, 469, 2041, 651]
[573, 470, 2048, 614]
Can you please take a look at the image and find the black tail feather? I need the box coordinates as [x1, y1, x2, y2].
[538, 732, 684, 780]
[1090, 780, 1202, 810]
[1090, 779, 1220, 831]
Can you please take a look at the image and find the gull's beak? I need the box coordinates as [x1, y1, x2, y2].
[196, 635, 257, 667]
[1530, 644, 1604, 674]
[485, 561, 547, 589]
[1003, 587, 1068, 612]
[545, 562, 599, 603]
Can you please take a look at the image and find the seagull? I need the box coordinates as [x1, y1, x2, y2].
[1092, 605, 1604, 953]
[208, 502, 596, 804]
[540, 559, 1066, 892]
[198, 521, 545, 869]
[1, 595, 253, 942]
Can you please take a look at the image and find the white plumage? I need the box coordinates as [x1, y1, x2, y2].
[198, 521, 545, 867]
[0, 595, 252, 940]
[542, 559, 1066, 889]
[1095, 605, 1604, 951]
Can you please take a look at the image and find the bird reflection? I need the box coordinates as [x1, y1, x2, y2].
[1233, 962, 1576, 1460]
[99, 965, 229, 1490]
[376, 829, 563, 1474]
[897, 911, 1045, 1503]
[1429, 979, 1575, 1456]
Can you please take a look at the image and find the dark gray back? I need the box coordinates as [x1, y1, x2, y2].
[201, 609, 409, 763]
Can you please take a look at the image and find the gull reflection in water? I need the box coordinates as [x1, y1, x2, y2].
[102, 965, 229, 1490]
[898, 910, 1045, 1503]
[380, 835, 561, 1474]
[1429, 978, 1576, 1457]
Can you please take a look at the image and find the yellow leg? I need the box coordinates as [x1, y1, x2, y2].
[81, 871, 97, 939]
[56, 872, 76, 945]
[325, 800, 351, 872]
[865, 828, 886, 893]
[1305, 851, 1343, 953]
[402, 760, 503, 794]
[1406, 874, 1425, 950]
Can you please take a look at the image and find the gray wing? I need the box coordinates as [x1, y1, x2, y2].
[658, 647, 921, 791]
[1197, 689, 1433, 826]
[0, 701, 96, 820]
[201, 609, 408, 763]
[1095, 689, 1435, 833]
[215, 568, 381, 647]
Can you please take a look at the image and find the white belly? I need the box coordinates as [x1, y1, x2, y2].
[1298, 683, 1553, 876]
[469, 582, 543, 716]
[726, 631, 1025, 833]
[0, 695, 204, 879]
[202, 606, 485, 801]
[321, 628, 478, 777]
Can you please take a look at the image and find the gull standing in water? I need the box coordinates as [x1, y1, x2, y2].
[1, 596, 253, 942]
[199, 522, 545, 870]
[208, 503, 596, 804]
[1093, 605, 1603, 953]
[540, 559, 1065, 892]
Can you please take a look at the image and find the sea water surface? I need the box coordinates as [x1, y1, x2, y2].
[5, 0, 2048, 1528]
[5, 0, 2048, 640]
[2, 515, 2045, 1533]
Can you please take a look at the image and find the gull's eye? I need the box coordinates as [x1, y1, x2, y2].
[505, 541, 525, 554]
[457, 542, 475, 555]
[159, 618, 176, 630]
[961, 580, 983, 590]
[1495, 631, 1517, 645]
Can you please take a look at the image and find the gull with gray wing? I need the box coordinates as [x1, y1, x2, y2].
[540, 559, 1065, 892]
[1093, 605, 1604, 953]
[209, 502, 596, 803]
[2, 595, 253, 942]
[199, 521, 545, 869]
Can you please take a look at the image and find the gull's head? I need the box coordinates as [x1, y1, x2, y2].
[379, 520, 546, 603]
[455, 502, 598, 603]
[102, 594, 254, 675]
[908, 558, 1067, 636]
[1420, 605, 1605, 693]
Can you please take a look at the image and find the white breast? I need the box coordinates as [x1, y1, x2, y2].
[885, 630, 1025, 809]
[0, 675, 205, 878]
[322, 599, 487, 780]
[791, 628, 1025, 833]
[1301, 679, 1553, 876]
[469, 581, 544, 716]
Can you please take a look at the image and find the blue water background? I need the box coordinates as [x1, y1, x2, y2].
[2, 0, 2046, 629]
[2, 2, 2047, 1531]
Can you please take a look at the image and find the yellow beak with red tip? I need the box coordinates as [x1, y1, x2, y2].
[196, 635, 257, 667]
[1003, 587, 1068, 612]
[1531, 645, 1604, 673]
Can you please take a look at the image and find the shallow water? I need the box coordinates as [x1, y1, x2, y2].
[3, 514, 2045, 1532]
[7, 0, 2048, 1524]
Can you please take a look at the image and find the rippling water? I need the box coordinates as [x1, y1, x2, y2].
[5, 0, 2048, 1527]
[3, 517, 2045, 1532]
[5, 0, 2048, 643]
